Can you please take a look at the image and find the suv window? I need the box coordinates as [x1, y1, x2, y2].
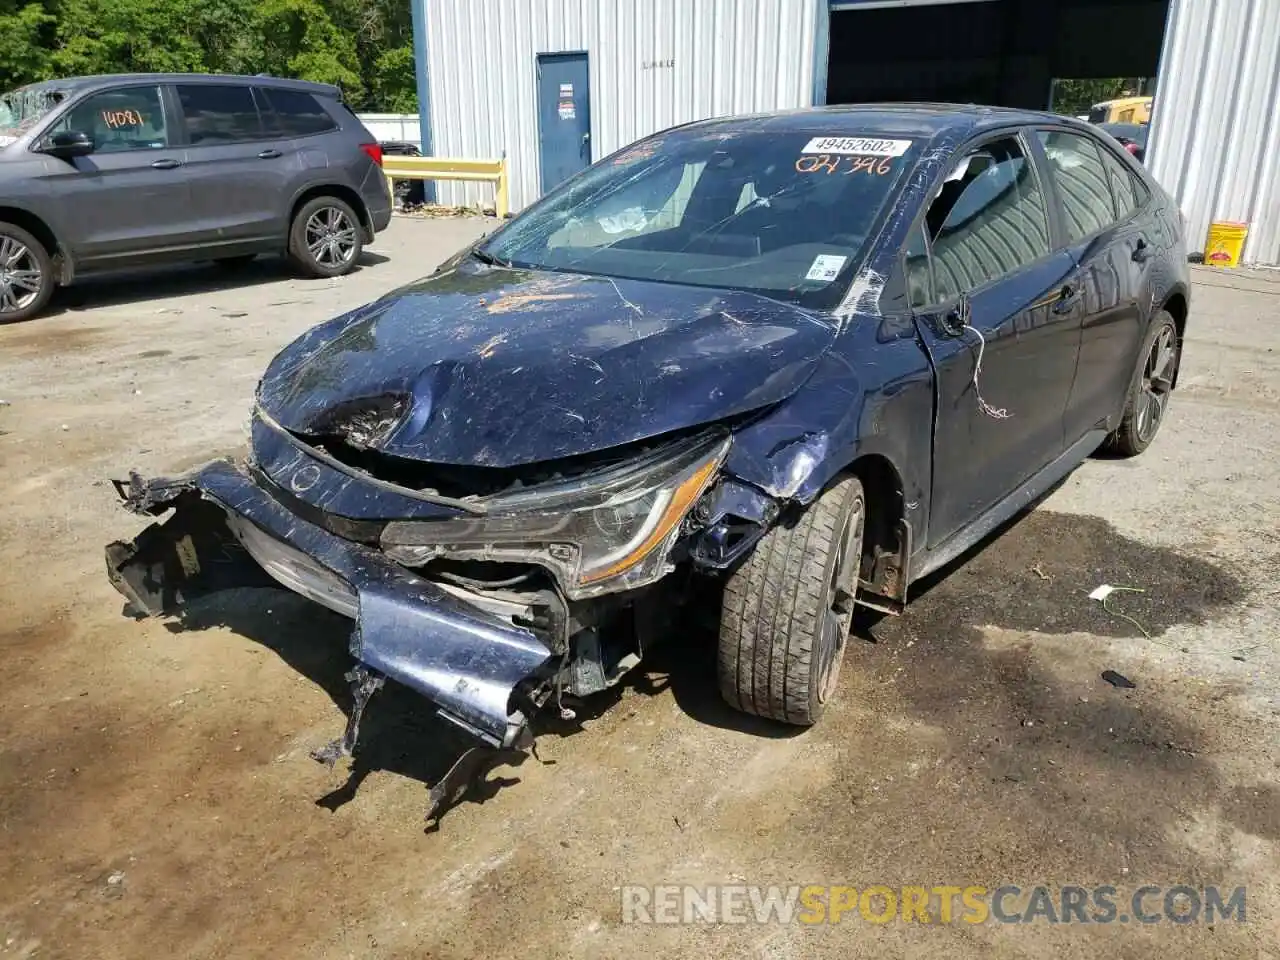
[259, 88, 336, 137]
[1037, 130, 1116, 241]
[51, 85, 167, 153]
[177, 84, 263, 145]
[922, 136, 1050, 302]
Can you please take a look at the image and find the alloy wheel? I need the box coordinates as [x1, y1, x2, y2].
[816, 497, 864, 703]
[304, 207, 358, 268]
[0, 236, 45, 315]
[1136, 324, 1177, 443]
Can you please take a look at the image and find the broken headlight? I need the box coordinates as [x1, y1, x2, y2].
[380, 432, 730, 599]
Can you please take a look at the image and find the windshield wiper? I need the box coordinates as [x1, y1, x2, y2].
[470, 247, 511, 268]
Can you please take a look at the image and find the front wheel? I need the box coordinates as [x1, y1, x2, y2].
[288, 197, 364, 279]
[0, 223, 55, 324]
[717, 475, 866, 725]
[1109, 310, 1180, 456]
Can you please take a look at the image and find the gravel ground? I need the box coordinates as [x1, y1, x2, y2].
[1, 217, 1277, 959]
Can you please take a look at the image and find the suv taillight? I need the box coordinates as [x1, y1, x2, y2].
[360, 142, 383, 167]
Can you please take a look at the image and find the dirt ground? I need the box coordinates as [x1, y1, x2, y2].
[1, 218, 1278, 959]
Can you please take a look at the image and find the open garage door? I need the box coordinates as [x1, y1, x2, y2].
[824, 0, 1170, 111]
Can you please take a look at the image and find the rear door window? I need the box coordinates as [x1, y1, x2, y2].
[52, 85, 168, 152]
[1037, 130, 1117, 241]
[259, 88, 337, 137]
[922, 136, 1051, 301]
[1098, 146, 1142, 219]
[176, 84, 264, 145]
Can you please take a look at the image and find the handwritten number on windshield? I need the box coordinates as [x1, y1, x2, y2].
[795, 154, 894, 176]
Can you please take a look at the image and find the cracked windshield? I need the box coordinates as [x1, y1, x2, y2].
[482, 129, 920, 307]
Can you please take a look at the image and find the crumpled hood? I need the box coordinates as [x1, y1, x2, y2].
[257, 265, 837, 467]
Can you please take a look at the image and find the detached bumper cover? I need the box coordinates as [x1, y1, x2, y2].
[105, 459, 553, 745]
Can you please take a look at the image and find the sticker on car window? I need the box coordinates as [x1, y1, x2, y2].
[801, 137, 911, 157]
[805, 254, 848, 282]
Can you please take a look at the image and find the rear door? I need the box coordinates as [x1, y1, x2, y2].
[910, 133, 1079, 547]
[1035, 129, 1148, 443]
[38, 82, 197, 265]
[173, 82, 295, 244]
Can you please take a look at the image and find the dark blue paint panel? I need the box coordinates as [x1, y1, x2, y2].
[536, 52, 591, 194]
[257, 265, 838, 468]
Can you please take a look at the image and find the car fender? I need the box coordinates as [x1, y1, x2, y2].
[722, 310, 936, 549]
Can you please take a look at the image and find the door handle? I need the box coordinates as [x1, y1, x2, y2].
[258, 149, 282, 159]
[1053, 283, 1081, 315]
[150, 158, 181, 170]
[1132, 238, 1152, 263]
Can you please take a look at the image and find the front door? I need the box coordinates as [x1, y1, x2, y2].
[910, 134, 1081, 548]
[536, 53, 591, 194]
[37, 83, 197, 266]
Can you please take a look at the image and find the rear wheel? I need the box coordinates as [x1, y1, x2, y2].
[0, 223, 55, 324]
[1109, 311, 1180, 456]
[717, 475, 865, 725]
[288, 196, 363, 278]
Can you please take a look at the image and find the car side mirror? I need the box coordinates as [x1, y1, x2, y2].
[43, 130, 95, 160]
[939, 292, 971, 337]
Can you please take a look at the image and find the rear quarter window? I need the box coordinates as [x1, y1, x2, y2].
[259, 88, 338, 137]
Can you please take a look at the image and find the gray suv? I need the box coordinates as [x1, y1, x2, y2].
[0, 73, 393, 322]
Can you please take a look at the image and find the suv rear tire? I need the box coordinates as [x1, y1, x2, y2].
[288, 196, 364, 279]
[0, 223, 55, 324]
[717, 474, 865, 725]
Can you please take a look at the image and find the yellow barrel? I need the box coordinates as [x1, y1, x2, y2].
[1205, 221, 1249, 268]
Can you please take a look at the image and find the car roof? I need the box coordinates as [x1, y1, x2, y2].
[671, 102, 1089, 142]
[13, 73, 340, 98]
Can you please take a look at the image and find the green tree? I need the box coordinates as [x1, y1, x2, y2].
[371, 44, 417, 113]
[0, 0, 416, 112]
[0, 2, 55, 87]
[254, 0, 363, 102]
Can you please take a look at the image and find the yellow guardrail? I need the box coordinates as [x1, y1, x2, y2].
[383, 155, 509, 219]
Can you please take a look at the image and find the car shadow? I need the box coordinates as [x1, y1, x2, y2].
[42, 251, 390, 317]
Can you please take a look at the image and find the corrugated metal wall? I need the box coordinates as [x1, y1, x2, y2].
[421, 0, 818, 211]
[1146, 0, 1280, 266]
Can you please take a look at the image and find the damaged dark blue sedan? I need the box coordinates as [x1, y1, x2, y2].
[106, 105, 1189, 805]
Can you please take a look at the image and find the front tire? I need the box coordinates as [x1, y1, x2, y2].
[1109, 310, 1180, 456]
[0, 223, 55, 324]
[717, 475, 866, 725]
[288, 197, 363, 279]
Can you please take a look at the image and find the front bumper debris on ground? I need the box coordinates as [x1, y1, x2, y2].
[105, 459, 556, 815]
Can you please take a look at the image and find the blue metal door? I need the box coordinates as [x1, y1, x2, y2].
[536, 53, 591, 194]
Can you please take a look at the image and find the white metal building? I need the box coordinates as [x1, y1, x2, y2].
[407, 0, 1280, 266]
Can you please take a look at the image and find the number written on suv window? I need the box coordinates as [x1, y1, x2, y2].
[52, 85, 167, 152]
